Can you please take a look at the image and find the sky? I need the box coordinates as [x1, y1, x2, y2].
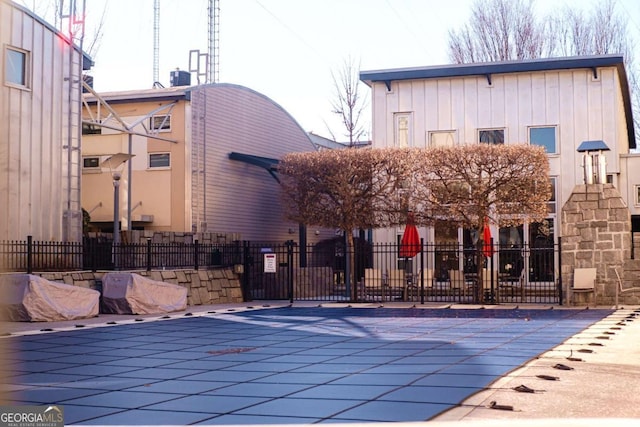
[20, 0, 640, 141]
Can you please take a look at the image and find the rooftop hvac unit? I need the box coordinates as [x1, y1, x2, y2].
[170, 70, 190, 87]
[131, 214, 154, 223]
[82, 74, 93, 93]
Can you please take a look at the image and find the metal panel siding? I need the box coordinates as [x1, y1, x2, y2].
[0, 1, 83, 241]
[489, 76, 505, 132]
[462, 79, 477, 143]
[412, 81, 425, 147]
[371, 63, 630, 212]
[191, 84, 316, 241]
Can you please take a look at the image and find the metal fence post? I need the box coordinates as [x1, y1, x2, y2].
[558, 237, 563, 306]
[27, 235, 33, 274]
[242, 241, 252, 301]
[146, 238, 152, 272]
[287, 240, 294, 304]
[420, 238, 425, 305]
[194, 239, 199, 270]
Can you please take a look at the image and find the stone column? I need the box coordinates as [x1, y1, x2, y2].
[561, 184, 631, 305]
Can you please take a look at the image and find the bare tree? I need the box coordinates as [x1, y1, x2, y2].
[328, 56, 370, 146]
[20, 0, 106, 59]
[448, 0, 552, 63]
[449, 0, 639, 148]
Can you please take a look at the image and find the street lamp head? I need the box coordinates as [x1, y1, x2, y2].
[113, 171, 122, 181]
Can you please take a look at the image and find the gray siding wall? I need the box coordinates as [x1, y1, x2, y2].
[0, 0, 83, 242]
[190, 84, 317, 242]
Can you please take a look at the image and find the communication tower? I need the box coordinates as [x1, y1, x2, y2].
[208, 0, 220, 83]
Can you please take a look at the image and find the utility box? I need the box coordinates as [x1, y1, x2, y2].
[170, 70, 190, 87]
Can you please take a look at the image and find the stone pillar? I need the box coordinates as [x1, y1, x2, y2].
[561, 184, 631, 305]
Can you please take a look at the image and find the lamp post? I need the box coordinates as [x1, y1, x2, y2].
[112, 171, 122, 245]
[101, 153, 133, 270]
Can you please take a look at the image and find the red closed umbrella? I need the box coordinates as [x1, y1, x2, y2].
[483, 221, 493, 258]
[399, 212, 421, 258]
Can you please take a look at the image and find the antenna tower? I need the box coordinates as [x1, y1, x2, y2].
[153, 0, 160, 85]
[208, 0, 220, 83]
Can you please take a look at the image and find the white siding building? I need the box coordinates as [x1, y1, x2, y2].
[0, 0, 92, 242]
[361, 55, 639, 280]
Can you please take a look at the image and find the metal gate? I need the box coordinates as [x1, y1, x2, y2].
[240, 239, 561, 305]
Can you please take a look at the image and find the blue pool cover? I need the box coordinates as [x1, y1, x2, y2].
[2, 306, 612, 425]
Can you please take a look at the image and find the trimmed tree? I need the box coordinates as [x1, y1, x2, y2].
[279, 144, 550, 303]
[279, 148, 411, 301]
[412, 144, 551, 302]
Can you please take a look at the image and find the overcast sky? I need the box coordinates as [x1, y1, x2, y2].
[20, 0, 640, 140]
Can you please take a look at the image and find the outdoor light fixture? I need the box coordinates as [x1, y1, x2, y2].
[577, 140, 610, 185]
[112, 171, 122, 245]
[100, 153, 134, 257]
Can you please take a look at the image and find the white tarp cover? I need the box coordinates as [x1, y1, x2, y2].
[0, 274, 100, 322]
[101, 272, 187, 315]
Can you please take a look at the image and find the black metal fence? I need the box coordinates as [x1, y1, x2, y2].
[0, 236, 241, 273]
[1, 235, 561, 305]
[239, 239, 561, 305]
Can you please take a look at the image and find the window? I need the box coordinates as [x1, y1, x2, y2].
[5, 46, 29, 88]
[83, 157, 100, 169]
[149, 153, 170, 168]
[548, 177, 557, 214]
[429, 131, 456, 147]
[479, 129, 504, 144]
[82, 123, 102, 135]
[394, 113, 412, 147]
[150, 115, 171, 132]
[635, 185, 640, 206]
[529, 126, 557, 154]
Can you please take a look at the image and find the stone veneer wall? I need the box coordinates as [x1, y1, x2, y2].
[36, 268, 244, 306]
[561, 184, 631, 305]
[114, 230, 242, 244]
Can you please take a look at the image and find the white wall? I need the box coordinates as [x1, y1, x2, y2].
[370, 65, 630, 241]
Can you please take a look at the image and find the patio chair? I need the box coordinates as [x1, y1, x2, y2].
[482, 268, 499, 303]
[406, 268, 433, 300]
[388, 269, 407, 300]
[571, 267, 596, 306]
[364, 268, 383, 297]
[614, 268, 640, 309]
[448, 269, 466, 298]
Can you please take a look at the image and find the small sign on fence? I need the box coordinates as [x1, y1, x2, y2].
[264, 253, 277, 273]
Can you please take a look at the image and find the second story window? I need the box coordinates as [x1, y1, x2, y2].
[150, 115, 171, 132]
[149, 153, 170, 168]
[429, 131, 456, 147]
[5, 46, 29, 88]
[394, 113, 412, 147]
[82, 157, 100, 170]
[479, 128, 504, 144]
[529, 126, 557, 154]
[82, 123, 102, 135]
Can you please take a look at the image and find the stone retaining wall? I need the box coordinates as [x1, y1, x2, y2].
[36, 268, 244, 306]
